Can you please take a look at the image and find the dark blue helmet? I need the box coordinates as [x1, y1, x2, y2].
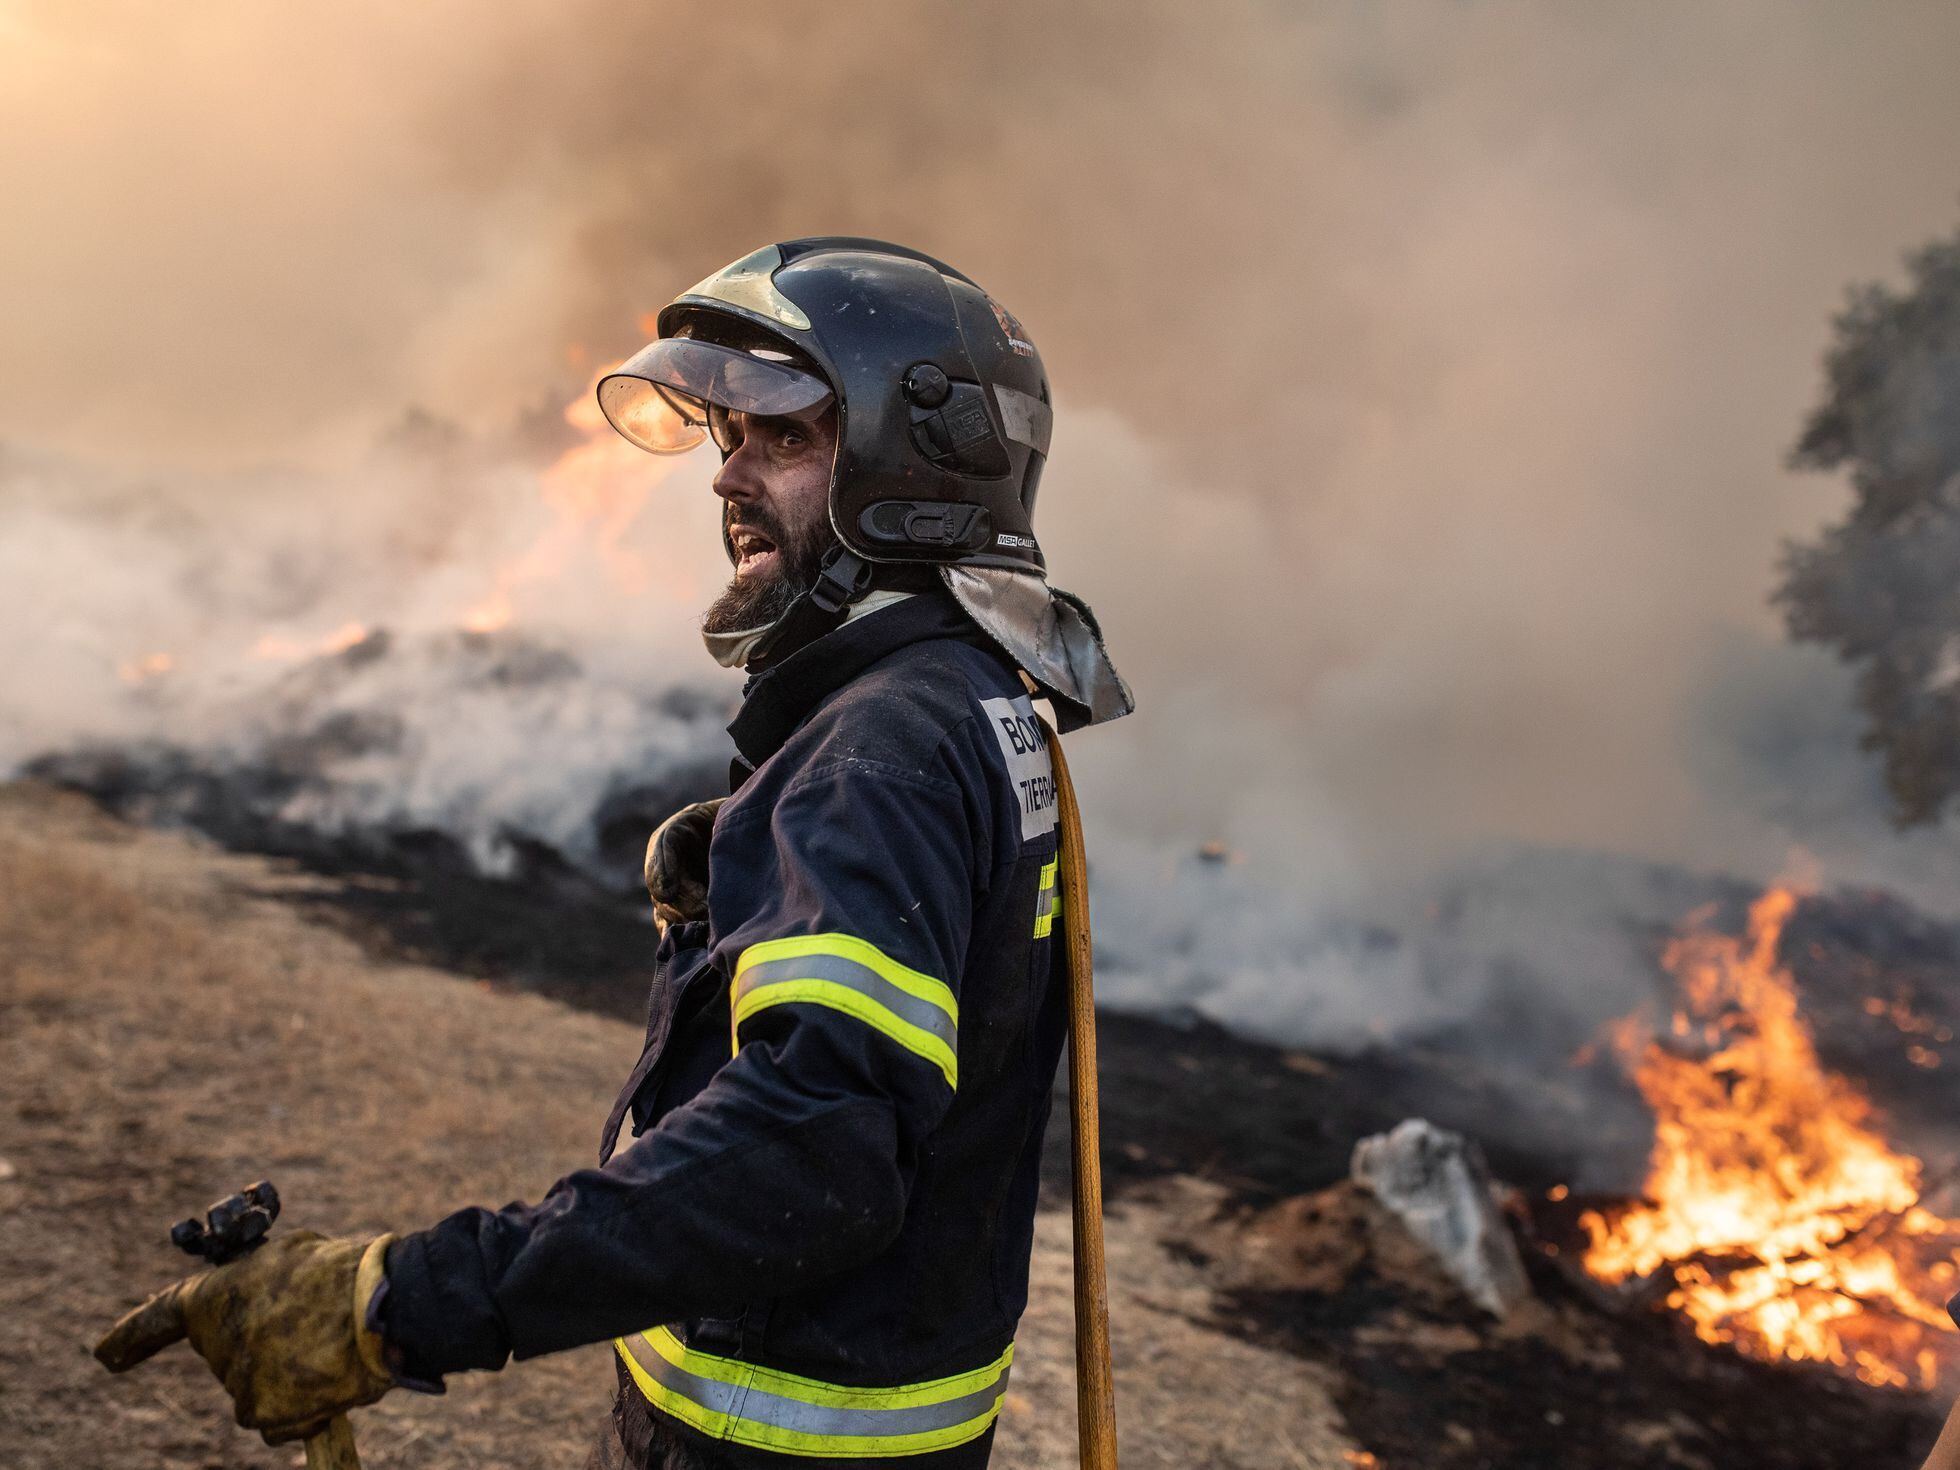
[599, 238, 1053, 575]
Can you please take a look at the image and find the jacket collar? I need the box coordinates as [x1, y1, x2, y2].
[727, 589, 983, 781]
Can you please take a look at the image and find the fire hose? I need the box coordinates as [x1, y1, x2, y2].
[1049, 723, 1122, 1470]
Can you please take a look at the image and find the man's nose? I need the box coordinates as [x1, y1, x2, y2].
[711, 442, 761, 505]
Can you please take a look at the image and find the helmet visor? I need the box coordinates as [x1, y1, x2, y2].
[597, 337, 834, 455]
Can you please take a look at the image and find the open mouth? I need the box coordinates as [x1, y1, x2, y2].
[729, 525, 780, 578]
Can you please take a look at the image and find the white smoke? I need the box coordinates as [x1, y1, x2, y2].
[7, 3, 1960, 1050]
[0, 424, 741, 883]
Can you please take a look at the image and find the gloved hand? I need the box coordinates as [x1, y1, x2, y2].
[95, 1231, 397, 1445]
[644, 797, 724, 932]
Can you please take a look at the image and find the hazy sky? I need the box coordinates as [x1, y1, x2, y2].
[6, 1, 1960, 897]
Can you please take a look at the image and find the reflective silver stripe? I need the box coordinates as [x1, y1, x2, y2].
[1034, 859, 1059, 938]
[619, 1333, 1011, 1444]
[735, 953, 958, 1055]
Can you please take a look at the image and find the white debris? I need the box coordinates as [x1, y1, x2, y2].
[1350, 1118, 1531, 1318]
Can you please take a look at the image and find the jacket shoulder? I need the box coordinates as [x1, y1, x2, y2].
[792, 636, 1020, 778]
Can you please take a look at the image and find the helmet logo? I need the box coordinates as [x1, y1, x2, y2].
[986, 295, 1036, 358]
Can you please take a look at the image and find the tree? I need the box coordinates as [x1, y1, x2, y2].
[1778, 224, 1960, 826]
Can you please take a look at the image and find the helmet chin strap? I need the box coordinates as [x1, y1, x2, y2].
[712, 546, 872, 674]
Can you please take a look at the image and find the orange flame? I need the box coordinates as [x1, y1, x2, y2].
[457, 363, 673, 633]
[1580, 885, 1960, 1388]
[114, 324, 677, 677]
[117, 651, 176, 683]
[252, 620, 371, 662]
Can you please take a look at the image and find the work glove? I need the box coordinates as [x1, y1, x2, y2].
[644, 797, 724, 932]
[94, 1231, 396, 1445]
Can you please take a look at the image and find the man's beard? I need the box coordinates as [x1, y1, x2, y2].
[701, 505, 839, 635]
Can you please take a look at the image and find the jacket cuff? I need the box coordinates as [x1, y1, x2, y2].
[655, 919, 711, 968]
[364, 1263, 444, 1394]
[377, 1216, 515, 1378]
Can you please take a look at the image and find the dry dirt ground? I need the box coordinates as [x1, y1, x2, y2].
[0, 784, 1356, 1469]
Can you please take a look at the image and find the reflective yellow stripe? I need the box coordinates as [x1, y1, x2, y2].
[613, 1329, 1013, 1458]
[732, 934, 958, 1090]
[1033, 858, 1059, 939]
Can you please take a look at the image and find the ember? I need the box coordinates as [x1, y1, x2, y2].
[252, 620, 372, 662]
[1863, 987, 1952, 1072]
[1581, 884, 1960, 1387]
[115, 651, 175, 684]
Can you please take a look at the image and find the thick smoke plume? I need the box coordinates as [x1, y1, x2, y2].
[8, 3, 1960, 1052]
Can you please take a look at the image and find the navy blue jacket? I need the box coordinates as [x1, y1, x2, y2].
[383, 592, 1069, 1468]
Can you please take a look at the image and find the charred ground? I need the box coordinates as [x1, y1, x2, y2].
[13, 775, 1958, 1466]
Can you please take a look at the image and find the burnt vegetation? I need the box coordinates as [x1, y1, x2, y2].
[26, 590, 1960, 1464]
[39, 758, 1960, 1466]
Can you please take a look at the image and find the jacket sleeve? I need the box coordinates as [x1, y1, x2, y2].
[379, 743, 983, 1375]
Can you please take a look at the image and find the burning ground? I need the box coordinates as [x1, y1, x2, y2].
[10, 6, 1960, 1462]
[9, 769, 1960, 1467]
[1576, 886, 1960, 1390]
[0, 781, 1354, 1470]
[6, 151, 1960, 1470]
[15, 431, 1960, 1459]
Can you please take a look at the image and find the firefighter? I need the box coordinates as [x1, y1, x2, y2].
[96, 238, 1131, 1470]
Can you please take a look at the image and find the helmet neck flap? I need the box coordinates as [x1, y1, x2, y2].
[599, 238, 1130, 721]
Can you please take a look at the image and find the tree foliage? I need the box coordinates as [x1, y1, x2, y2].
[1778, 225, 1960, 826]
